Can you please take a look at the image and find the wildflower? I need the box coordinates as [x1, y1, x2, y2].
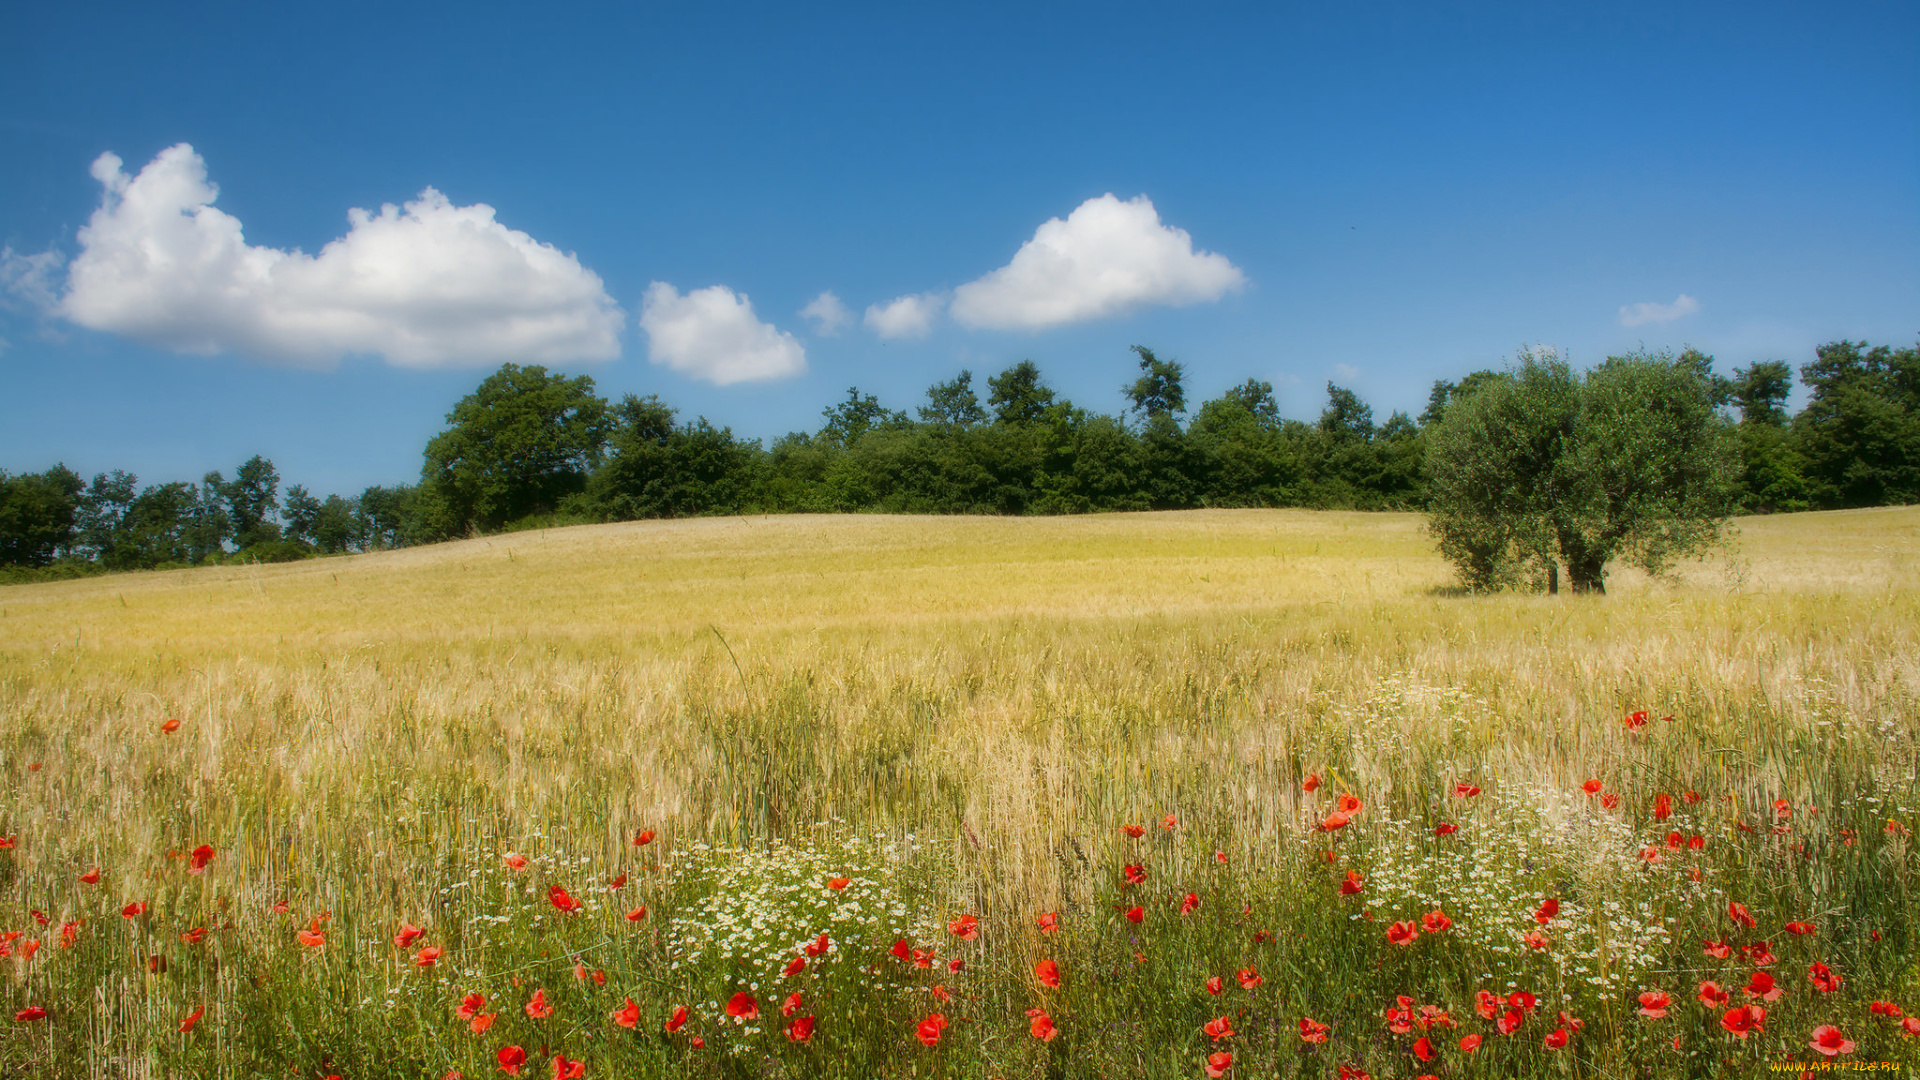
[1544, 1027, 1568, 1048]
[415, 946, 443, 968]
[80, 868, 100, 885]
[1419, 1004, 1456, 1029]
[1317, 811, 1352, 832]
[1036, 959, 1060, 988]
[1582, 779, 1602, 795]
[788, 1015, 816, 1042]
[1205, 1051, 1233, 1078]
[1163, 814, 1177, 830]
[781, 992, 803, 1017]
[1386, 999, 1414, 1033]
[725, 992, 759, 1021]
[181, 926, 208, 945]
[948, 957, 964, 973]
[1727, 901, 1757, 929]
[1869, 1001, 1903, 1017]
[1785, 922, 1815, 936]
[1237, 968, 1262, 990]
[1303, 774, 1321, 792]
[496, 1046, 526, 1076]
[1475, 990, 1500, 1020]
[1026, 1007, 1057, 1042]
[625, 907, 647, 922]
[826, 876, 850, 890]
[1453, 782, 1480, 798]
[915, 1013, 948, 1047]
[1666, 831, 1685, 849]
[1497, 1008, 1526, 1034]
[1721, 1004, 1765, 1037]
[613, 999, 639, 1029]
[1214, 850, 1228, 863]
[1744, 971, 1784, 1002]
[1534, 898, 1559, 923]
[1654, 793, 1673, 821]
[665, 1006, 687, 1033]
[1601, 794, 1620, 810]
[1509, 991, 1537, 1012]
[1809, 962, 1842, 993]
[783, 956, 806, 978]
[179, 1005, 203, 1033]
[296, 919, 325, 948]
[1459, 1034, 1482, 1053]
[1205, 975, 1224, 995]
[1637, 991, 1672, 1019]
[1743, 940, 1774, 965]
[188, 845, 215, 874]
[458, 994, 486, 1020]
[470, 1013, 496, 1034]
[1036, 912, 1058, 933]
[1338, 870, 1364, 895]
[1299, 1017, 1329, 1043]
[1204, 1015, 1236, 1041]
[632, 830, 654, 845]
[1556, 1011, 1584, 1033]
[1181, 892, 1201, 914]
[607, 873, 626, 889]
[525, 990, 553, 1020]
[930, 984, 952, 1002]
[1688, 834, 1705, 850]
[121, 901, 146, 919]
[1703, 940, 1731, 959]
[546, 885, 582, 913]
[1421, 910, 1452, 933]
[396, 924, 427, 949]
[1698, 982, 1730, 1007]
[1123, 824, 1145, 838]
[15, 1006, 47, 1022]
[1624, 710, 1649, 730]
[1810, 1025, 1855, 1056]
[1524, 930, 1551, 950]
[503, 853, 527, 871]
[1124, 906, 1144, 924]
[1386, 920, 1418, 945]
[1434, 823, 1457, 836]
[1122, 864, 1146, 886]
[1903, 1017, 1920, 1036]
[1413, 1036, 1436, 1060]
[161, 717, 181, 733]
[1774, 799, 1792, 818]
[549, 1056, 583, 1080]
[1338, 792, 1364, 814]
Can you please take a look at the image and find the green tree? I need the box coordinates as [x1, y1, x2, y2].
[987, 361, 1056, 426]
[918, 370, 987, 427]
[420, 363, 611, 535]
[1727, 359, 1807, 512]
[588, 394, 758, 518]
[0, 465, 82, 567]
[1425, 348, 1738, 594]
[816, 387, 907, 449]
[221, 455, 282, 548]
[1124, 346, 1187, 422]
[1791, 340, 1920, 508]
[282, 484, 322, 546]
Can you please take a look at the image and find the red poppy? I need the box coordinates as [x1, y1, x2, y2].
[1204, 1015, 1236, 1041]
[826, 876, 850, 890]
[930, 984, 952, 1002]
[1697, 981, 1729, 1007]
[415, 946, 444, 968]
[1581, 779, 1602, 795]
[396, 923, 427, 949]
[1338, 793, 1364, 814]
[1123, 824, 1145, 838]
[1809, 962, 1842, 993]
[1339, 870, 1364, 895]
[1180, 892, 1201, 914]
[1237, 968, 1262, 990]
[1496, 1008, 1524, 1035]
[178, 1005, 203, 1033]
[1508, 991, 1537, 1012]
[1122, 864, 1146, 886]
[459, 993, 486, 1020]
[188, 845, 215, 874]
[180, 926, 208, 946]
[1162, 814, 1178, 830]
[121, 901, 146, 919]
[1636, 991, 1671, 1019]
[1386, 920, 1418, 944]
[1664, 830, 1684, 850]
[947, 957, 963, 973]
[80, 867, 100, 885]
[1215, 850, 1228, 863]
[625, 906, 647, 922]
[496, 1046, 526, 1076]
[1653, 793, 1673, 821]
[547, 885, 582, 913]
[1687, 834, 1705, 850]
[503, 853, 527, 871]
[1524, 930, 1550, 949]
[612, 998, 639, 1029]
[1317, 811, 1352, 832]
[1727, 901, 1757, 929]
[1624, 710, 1649, 730]
[549, 1056, 584, 1080]
[915, 1012, 948, 1047]
[1475, 990, 1500, 1020]
[1703, 939, 1731, 959]
[1433, 822, 1457, 836]
[783, 956, 806, 978]
[1744, 971, 1784, 1002]
[1026, 1007, 1058, 1042]
[1543, 1026, 1568, 1049]
[1412, 1036, 1436, 1061]
[665, 1006, 688, 1033]
[1421, 910, 1452, 933]
[1420, 1004, 1456, 1030]
[297, 924, 326, 948]
[1298, 1017, 1329, 1043]
[1459, 1034, 1482, 1053]
[1036, 958, 1060, 988]
[805, 933, 831, 957]
[1036, 912, 1058, 933]
[633, 830, 655, 845]
[1902, 1016, 1920, 1036]
[524, 990, 553, 1020]
[1303, 774, 1321, 792]
[1721, 1004, 1765, 1037]
[1556, 1010, 1584, 1032]
[1773, 799, 1792, 818]
[161, 717, 181, 734]
[1205, 975, 1224, 995]
[1534, 898, 1559, 924]
[1453, 782, 1481, 798]
[1601, 793, 1620, 809]
[1869, 1001, 1903, 1017]
[607, 873, 626, 889]
[787, 1015, 816, 1043]
[1124, 905, 1144, 924]
[1810, 1024, 1855, 1056]
[1205, 1051, 1233, 1078]
[1785, 921, 1815, 936]
[15, 1006, 46, 1022]
[725, 992, 759, 1021]
[1743, 941, 1776, 965]
[947, 914, 979, 939]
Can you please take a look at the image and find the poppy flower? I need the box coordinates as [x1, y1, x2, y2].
[523, 990, 554, 1019]
[1624, 710, 1649, 730]
[1600, 793, 1620, 810]
[297, 925, 325, 948]
[725, 992, 759, 1021]
[1688, 834, 1705, 850]
[547, 885, 582, 913]
[1421, 910, 1452, 933]
[1903, 1016, 1920, 1036]
[1035, 958, 1060, 988]
[1727, 901, 1757, 929]
[1123, 905, 1144, 923]
[1459, 1034, 1482, 1053]
[1582, 779, 1602, 795]
[188, 845, 215, 874]
[1544, 1026, 1568, 1048]
[1123, 824, 1145, 838]
[1653, 793, 1673, 821]
[1214, 850, 1228, 863]
[1434, 823, 1457, 836]
[1744, 941, 1776, 965]
[613, 998, 639, 1029]
[121, 901, 146, 919]
[458, 994, 486, 1020]
[1386, 920, 1418, 944]
[1412, 1036, 1436, 1061]
[1665, 831, 1685, 850]
[1810, 1025, 1855, 1056]
[15, 1006, 46, 1022]
[1317, 811, 1352, 832]
[606, 873, 626, 889]
[415, 946, 443, 968]
[1721, 1004, 1765, 1037]
[178, 1005, 203, 1033]
[1205, 975, 1224, 995]
[665, 1006, 687, 1033]
[161, 717, 181, 733]
[469, 1012, 496, 1034]
[1508, 991, 1537, 1012]
[503, 853, 527, 871]
[788, 1015, 816, 1043]
[1703, 940, 1731, 959]
[625, 906, 647, 922]
[1252, 930, 1273, 943]
[912, 948, 935, 968]
[80, 867, 100, 885]
[1339, 870, 1364, 895]
[1809, 962, 1842, 993]
[633, 830, 655, 845]
[1698, 981, 1729, 1007]
[1237, 968, 1262, 990]
[1180, 892, 1201, 914]
[1338, 793, 1364, 814]
[783, 956, 806, 978]
[496, 1047, 526, 1076]
[1774, 799, 1792, 818]
[179, 926, 208, 946]
[1026, 1007, 1058, 1042]
[1205, 1051, 1233, 1078]
[396, 924, 427, 949]
[930, 984, 952, 1003]
[1556, 1010, 1584, 1032]
[1869, 1001, 1903, 1017]
[947, 914, 979, 939]
[826, 876, 850, 890]
[1744, 972, 1784, 1002]
[1036, 912, 1058, 933]
[915, 1012, 948, 1047]
[1303, 774, 1321, 793]
[550, 1056, 584, 1080]
[1639, 847, 1661, 862]
[1785, 922, 1816, 936]
[1496, 1008, 1524, 1035]
[1453, 783, 1481, 798]
[1636, 991, 1672, 1019]
[805, 933, 830, 957]
[1122, 864, 1146, 886]
[1204, 1016, 1236, 1041]
[1298, 1017, 1329, 1043]
[1475, 990, 1500, 1020]
[1524, 930, 1551, 950]
[1162, 814, 1177, 830]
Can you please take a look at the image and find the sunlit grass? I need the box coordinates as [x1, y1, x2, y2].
[0, 507, 1916, 1076]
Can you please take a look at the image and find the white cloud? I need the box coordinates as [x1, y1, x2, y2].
[1331, 362, 1360, 381]
[0, 246, 65, 313]
[44, 143, 622, 367]
[949, 193, 1244, 330]
[638, 282, 806, 385]
[1617, 293, 1700, 328]
[863, 292, 943, 340]
[798, 290, 852, 335]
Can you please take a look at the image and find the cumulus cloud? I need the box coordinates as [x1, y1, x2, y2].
[799, 291, 852, 335]
[639, 282, 806, 385]
[1617, 293, 1700, 328]
[42, 143, 622, 367]
[949, 193, 1244, 330]
[863, 292, 944, 340]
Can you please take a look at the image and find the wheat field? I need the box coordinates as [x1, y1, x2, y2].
[1, 507, 1916, 1077]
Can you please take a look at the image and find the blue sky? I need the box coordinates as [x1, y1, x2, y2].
[2, 0, 1915, 497]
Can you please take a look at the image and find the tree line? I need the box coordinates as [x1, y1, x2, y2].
[2, 339, 1914, 581]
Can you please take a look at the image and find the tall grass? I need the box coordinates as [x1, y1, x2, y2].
[0, 507, 1915, 1076]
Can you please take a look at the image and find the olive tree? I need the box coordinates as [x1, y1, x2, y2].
[1426, 347, 1738, 594]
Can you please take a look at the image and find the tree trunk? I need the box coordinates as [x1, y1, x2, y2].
[1545, 558, 1559, 595]
[1567, 552, 1607, 594]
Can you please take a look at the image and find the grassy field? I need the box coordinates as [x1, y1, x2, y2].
[1, 507, 1917, 1078]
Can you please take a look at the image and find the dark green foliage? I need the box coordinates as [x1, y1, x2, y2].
[1792, 340, 1920, 508]
[1124, 345, 1186, 421]
[986, 361, 1056, 426]
[420, 363, 611, 536]
[918, 370, 987, 427]
[0, 464, 81, 567]
[588, 395, 758, 519]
